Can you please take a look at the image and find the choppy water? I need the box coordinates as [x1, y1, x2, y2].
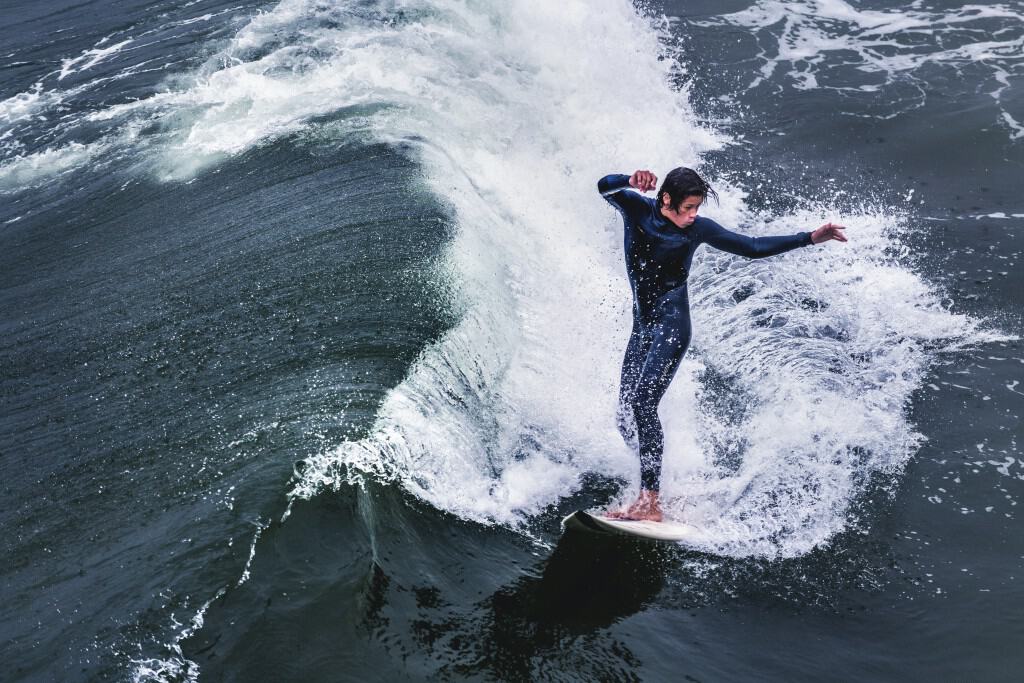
[2, 1, 1022, 681]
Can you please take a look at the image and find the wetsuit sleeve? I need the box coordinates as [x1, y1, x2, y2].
[699, 218, 813, 258]
[598, 174, 645, 217]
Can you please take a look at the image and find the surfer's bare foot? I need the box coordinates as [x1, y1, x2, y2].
[606, 489, 662, 522]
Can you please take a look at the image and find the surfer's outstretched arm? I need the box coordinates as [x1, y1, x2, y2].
[700, 218, 847, 258]
[699, 218, 812, 258]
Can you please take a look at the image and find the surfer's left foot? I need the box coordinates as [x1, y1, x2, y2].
[606, 489, 662, 522]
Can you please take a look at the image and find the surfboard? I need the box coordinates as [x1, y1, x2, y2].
[561, 510, 697, 542]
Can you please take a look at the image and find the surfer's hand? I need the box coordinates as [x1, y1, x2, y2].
[630, 170, 658, 193]
[811, 222, 847, 244]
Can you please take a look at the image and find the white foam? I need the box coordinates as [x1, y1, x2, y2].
[0, 140, 109, 191]
[1001, 111, 1024, 140]
[0, 83, 49, 125]
[673, 207, 1009, 554]
[703, 1, 1024, 138]
[59, 39, 134, 80]
[0, 6, 252, 190]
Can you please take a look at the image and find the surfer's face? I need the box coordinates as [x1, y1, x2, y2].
[661, 194, 703, 228]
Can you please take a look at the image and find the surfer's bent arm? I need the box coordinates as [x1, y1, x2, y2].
[598, 174, 645, 216]
[699, 218, 813, 259]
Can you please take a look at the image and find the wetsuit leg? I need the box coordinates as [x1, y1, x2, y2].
[628, 286, 692, 492]
[616, 310, 654, 450]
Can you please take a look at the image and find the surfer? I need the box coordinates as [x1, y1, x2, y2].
[599, 168, 847, 522]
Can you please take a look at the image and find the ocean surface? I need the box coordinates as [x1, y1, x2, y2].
[1, 0, 1022, 680]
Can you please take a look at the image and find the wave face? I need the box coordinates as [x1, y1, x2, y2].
[4, 0, 998, 559]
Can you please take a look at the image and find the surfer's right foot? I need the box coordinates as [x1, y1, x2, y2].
[606, 489, 662, 522]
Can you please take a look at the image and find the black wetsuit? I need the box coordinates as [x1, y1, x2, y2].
[598, 173, 814, 491]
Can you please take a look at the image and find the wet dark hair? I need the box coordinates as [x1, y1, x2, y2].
[657, 167, 719, 212]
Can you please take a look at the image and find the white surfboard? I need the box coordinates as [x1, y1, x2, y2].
[561, 510, 697, 542]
